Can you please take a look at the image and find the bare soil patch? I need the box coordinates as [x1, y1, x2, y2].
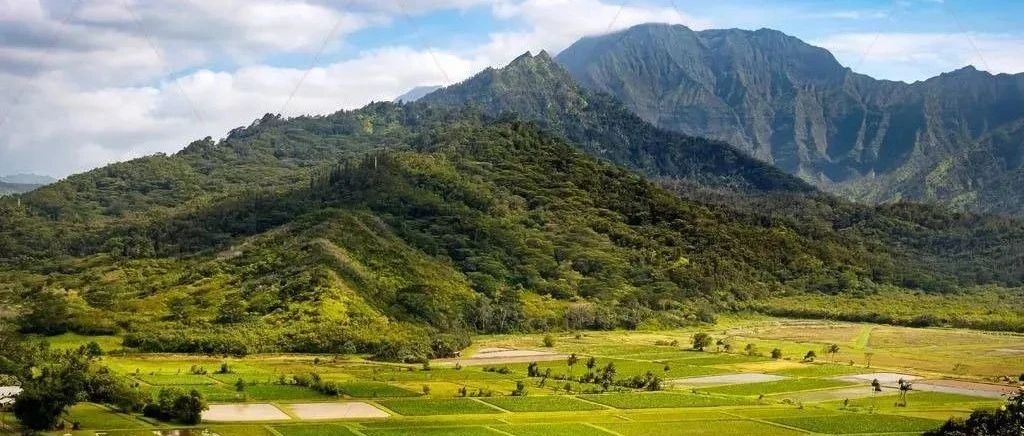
[836, 373, 921, 386]
[773, 386, 896, 402]
[287, 402, 390, 420]
[204, 403, 291, 422]
[669, 373, 788, 387]
[436, 347, 566, 366]
[914, 379, 1019, 399]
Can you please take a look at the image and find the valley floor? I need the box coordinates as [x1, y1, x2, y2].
[7, 316, 1023, 435]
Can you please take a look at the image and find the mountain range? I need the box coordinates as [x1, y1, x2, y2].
[0, 174, 54, 195]
[1, 25, 1023, 358]
[556, 23, 1024, 215]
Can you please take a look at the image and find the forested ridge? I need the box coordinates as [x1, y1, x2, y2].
[1, 54, 1023, 359]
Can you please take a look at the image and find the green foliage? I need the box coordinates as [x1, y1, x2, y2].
[1, 88, 1023, 358]
[691, 333, 713, 351]
[142, 387, 208, 424]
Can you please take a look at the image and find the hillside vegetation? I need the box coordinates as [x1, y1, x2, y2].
[2, 102, 1024, 360]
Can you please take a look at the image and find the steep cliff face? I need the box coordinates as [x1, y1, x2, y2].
[557, 23, 1024, 214]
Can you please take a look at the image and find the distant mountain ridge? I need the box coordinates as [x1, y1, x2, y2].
[556, 23, 1024, 215]
[0, 174, 53, 195]
[420, 50, 811, 193]
[394, 85, 442, 103]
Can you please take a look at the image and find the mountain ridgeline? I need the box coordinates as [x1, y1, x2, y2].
[419, 51, 811, 194]
[1, 52, 1023, 359]
[556, 23, 1024, 215]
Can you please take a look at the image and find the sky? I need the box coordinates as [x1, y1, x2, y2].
[1, 0, 1022, 178]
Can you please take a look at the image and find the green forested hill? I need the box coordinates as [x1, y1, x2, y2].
[2, 105, 1023, 360]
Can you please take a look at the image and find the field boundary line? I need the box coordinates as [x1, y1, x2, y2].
[470, 396, 512, 413]
[572, 395, 616, 409]
[484, 425, 517, 436]
[584, 422, 623, 435]
[343, 424, 370, 436]
[263, 425, 285, 436]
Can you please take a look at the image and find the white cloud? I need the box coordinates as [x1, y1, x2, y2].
[480, 0, 712, 66]
[0, 46, 484, 176]
[816, 32, 1024, 82]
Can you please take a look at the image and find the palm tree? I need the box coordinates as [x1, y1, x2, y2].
[827, 344, 840, 362]
[567, 353, 579, 378]
[897, 378, 912, 407]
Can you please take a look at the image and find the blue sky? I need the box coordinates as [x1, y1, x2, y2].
[1, 0, 1022, 177]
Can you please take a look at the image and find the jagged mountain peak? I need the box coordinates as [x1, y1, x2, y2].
[555, 22, 1024, 214]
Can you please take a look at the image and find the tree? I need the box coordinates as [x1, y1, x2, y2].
[12, 350, 90, 430]
[585, 357, 597, 372]
[542, 334, 556, 348]
[511, 381, 527, 396]
[527, 361, 539, 377]
[81, 341, 103, 359]
[173, 389, 207, 425]
[770, 348, 783, 359]
[897, 378, 912, 407]
[567, 353, 579, 376]
[16, 290, 71, 335]
[803, 350, 816, 362]
[422, 385, 431, 396]
[234, 378, 246, 392]
[744, 343, 758, 356]
[865, 352, 874, 368]
[827, 344, 840, 362]
[871, 379, 882, 392]
[692, 333, 713, 351]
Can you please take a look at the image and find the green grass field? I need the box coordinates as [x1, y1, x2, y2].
[480, 395, 607, 412]
[602, 420, 803, 436]
[377, 398, 505, 416]
[700, 378, 855, 396]
[17, 317, 1020, 435]
[579, 392, 756, 409]
[272, 424, 363, 436]
[769, 413, 944, 434]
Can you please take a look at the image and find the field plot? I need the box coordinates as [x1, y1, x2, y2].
[602, 419, 803, 436]
[65, 403, 148, 429]
[772, 386, 891, 403]
[835, 372, 921, 385]
[287, 402, 389, 420]
[337, 381, 420, 398]
[447, 347, 567, 366]
[770, 364, 867, 378]
[204, 403, 292, 422]
[362, 426, 504, 436]
[700, 378, 854, 396]
[377, 398, 505, 415]
[480, 395, 607, 412]
[670, 373, 787, 386]
[133, 373, 217, 385]
[913, 379, 1019, 398]
[579, 392, 755, 409]
[273, 424, 363, 436]
[493, 423, 616, 435]
[769, 413, 943, 434]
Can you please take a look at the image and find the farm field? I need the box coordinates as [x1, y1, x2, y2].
[19, 316, 1024, 435]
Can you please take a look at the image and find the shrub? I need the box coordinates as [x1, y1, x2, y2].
[692, 333, 713, 351]
[542, 334, 556, 348]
